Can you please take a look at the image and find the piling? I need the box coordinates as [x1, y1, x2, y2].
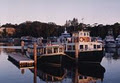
[74, 66, 78, 83]
[75, 37, 79, 64]
[33, 43, 37, 83]
[21, 41, 25, 53]
[33, 43, 37, 67]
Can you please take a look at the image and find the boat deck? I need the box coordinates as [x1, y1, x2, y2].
[0, 46, 27, 49]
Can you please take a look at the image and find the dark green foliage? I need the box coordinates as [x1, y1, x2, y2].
[1, 21, 120, 39]
[14, 21, 64, 38]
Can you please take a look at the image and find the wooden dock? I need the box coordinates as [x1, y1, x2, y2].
[8, 53, 34, 67]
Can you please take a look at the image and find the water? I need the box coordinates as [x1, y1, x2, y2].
[0, 47, 120, 83]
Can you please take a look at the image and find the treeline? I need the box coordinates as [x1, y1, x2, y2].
[1, 18, 120, 39]
[1, 21, 64, 38]
[14, 21, 64, 38]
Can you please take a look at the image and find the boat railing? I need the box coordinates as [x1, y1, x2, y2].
[27, 44, 65, 56]
[79, 48, 102, 52]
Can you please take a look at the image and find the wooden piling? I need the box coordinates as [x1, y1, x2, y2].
[33, 43, 37, 67]
[74, 66, 78, 83]
[75, 37, 79, 64]
[21, 41, 25, 53]
[34, 62, 37, 83]
[33, 43, 37, 83]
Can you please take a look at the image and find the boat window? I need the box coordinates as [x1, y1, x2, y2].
[68, 39, 72, 43]
[94, 45, 96, 49]
[67, 45, 72, 50]
[64, 45, 66, 50]
[47, 48, 52, 54]
[54, 48, 58, 53]
[79, 76, 83, 79]
[97, 45, 101, 48]
[84, 76, 87, 79]
[73, 45, 75, 50]
[39, 48, 43, 54]
[44, 48, 46, 54]
[80, 33, 82, 35]
[80, 45, 83, 49]
[27, 48, 30, 52]
[37, 49, 39, 53]
[59, 47, 63, 52]
[87, 33, 89, 36]
[85, 45, 88, 50]
[84, 33, 86, 36]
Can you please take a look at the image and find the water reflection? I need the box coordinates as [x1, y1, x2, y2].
[3, 45, 119, 83]
[32, 65, 67, 82]
[0, 45, 106, 83]
[2, 44, 120, 83]
[8, 54, 105, 83]
[64, 63, 105, 83]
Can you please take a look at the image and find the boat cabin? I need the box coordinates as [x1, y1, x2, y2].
[27, 44, 65, 58]
[60, 30, 103, 52]
[72, 30, 91, 42]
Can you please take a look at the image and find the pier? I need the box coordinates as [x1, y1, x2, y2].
[8, 53, 34, 67]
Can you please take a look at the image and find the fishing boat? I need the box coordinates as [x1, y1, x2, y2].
[116, 35, 120, 47]
[58, 29, 103, 63]
[26, 43, 65, 64]
[104, 35, 116, 48]
[104, 29, 116, 48]
[21, 36, 37, 46]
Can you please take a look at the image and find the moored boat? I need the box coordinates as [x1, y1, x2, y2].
[58, 29, 103, 63]
[26, 43, 65, 64]
[116, 35, 120, 47]
[21, 36, 37, 46]
[104, 29, 116, 48]
[104, 35, 116, 48]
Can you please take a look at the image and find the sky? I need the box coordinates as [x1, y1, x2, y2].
[0, 0, 120, 25]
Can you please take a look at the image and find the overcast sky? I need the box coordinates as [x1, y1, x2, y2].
[0, 0, 120, 25]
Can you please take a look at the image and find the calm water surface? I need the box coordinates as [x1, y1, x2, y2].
[0, 47, 120, 83]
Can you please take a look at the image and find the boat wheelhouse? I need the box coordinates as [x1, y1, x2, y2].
[58, 28, 71, 44]
[59, 29, 103, 63]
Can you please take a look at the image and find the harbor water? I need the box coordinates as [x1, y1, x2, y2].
[0, 46, 120, 83]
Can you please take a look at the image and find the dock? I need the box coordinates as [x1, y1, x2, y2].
[8, 53, 34, 67]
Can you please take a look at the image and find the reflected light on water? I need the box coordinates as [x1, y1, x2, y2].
[1, 45, 120, 83]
